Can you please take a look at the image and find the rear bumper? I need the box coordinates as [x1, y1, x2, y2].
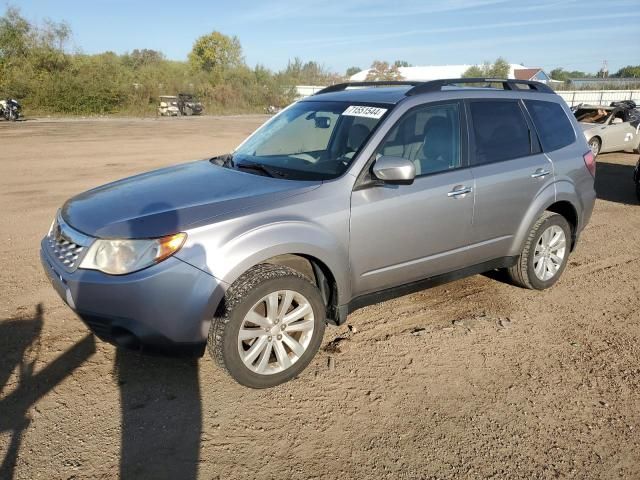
[40, 240, 225, 356]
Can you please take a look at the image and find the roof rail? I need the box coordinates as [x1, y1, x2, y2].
[313, 78, 554, 97]
[313, 81, 422, 95]
[406, 78, 555, 95]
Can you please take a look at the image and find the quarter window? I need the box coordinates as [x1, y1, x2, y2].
[525, 100, 576, 152]
[469, 101, 532, 165]
[378, 103, 461, 176]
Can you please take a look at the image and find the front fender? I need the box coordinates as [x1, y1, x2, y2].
[177, 220, 351, 305]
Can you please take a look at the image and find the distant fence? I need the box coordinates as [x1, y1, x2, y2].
[557, 90, 640, 107]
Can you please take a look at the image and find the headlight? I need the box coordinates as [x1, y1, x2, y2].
[79, 233, 186, 275]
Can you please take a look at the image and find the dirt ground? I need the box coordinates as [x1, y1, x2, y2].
[1, 115, 639, 480]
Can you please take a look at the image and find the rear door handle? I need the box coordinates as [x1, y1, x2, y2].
[531, 168, 551, 179]
[447, 185, 472, 198]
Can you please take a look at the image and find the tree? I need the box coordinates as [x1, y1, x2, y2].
[281, 57, 340, 85]
[549, 68, 590, 82]
[188, 31, 243, 77]
[123, 49, 165, 69]
[613, 65, 640, 78]
[345, 66, 361, 77]
[0, 7, 31, 63]
[393, 60, 411, 68]
[462, 57, 510, 78]
[462, 65, 484, 78]
[365, 60, 403, 81]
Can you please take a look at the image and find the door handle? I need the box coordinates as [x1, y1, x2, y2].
[447, 185, 472, 198]
[531, 168, 551, 179]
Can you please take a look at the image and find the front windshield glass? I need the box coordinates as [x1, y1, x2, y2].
[232, 101, 391, 180]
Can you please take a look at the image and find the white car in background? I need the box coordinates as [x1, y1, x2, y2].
[573, 101, 640, 156]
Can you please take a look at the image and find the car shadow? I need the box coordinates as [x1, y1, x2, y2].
[595, 160, 639, 205]
[0, 304, 96, 479]
[115, 351, 202, 479]
[99, 202, 204, 479]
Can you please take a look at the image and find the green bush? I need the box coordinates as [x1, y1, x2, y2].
[0, 7, 331, 116]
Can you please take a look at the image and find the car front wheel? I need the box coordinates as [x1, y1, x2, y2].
[208, 263, 326, 388]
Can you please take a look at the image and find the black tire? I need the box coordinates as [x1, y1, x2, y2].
[588, 137, 601, 157]
[507, 211, 572, 290]
[208, 263, 326, 388]
[635, 181, 640, 203]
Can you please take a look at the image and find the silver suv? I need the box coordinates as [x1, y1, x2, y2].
[41, 79, 596, 388]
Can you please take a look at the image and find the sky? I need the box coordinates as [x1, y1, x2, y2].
[9, 0, 640, 75]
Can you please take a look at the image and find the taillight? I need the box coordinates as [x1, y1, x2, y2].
[583, 151, 596, 177]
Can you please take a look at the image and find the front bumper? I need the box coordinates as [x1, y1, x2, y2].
[40, 239, 225, 356]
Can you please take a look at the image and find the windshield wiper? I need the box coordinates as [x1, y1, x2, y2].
[236, 161, 287, 178]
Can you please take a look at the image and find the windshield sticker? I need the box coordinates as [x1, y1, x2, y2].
[342, 105, 387, 119]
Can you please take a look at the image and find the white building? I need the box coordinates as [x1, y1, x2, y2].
[349, 64, 558, 84]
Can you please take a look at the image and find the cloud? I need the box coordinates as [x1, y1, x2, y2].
[281, 11, 640, 48]
[320, 27, 600, 68]
[238, 0, 509, 22]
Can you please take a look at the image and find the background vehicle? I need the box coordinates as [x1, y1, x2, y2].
[157, 96, 180, 116]
[0, 98, 21, 121]
[573, 101, 640, 156]
[41, 78, 596, 388]
[177, 93, 204, 116]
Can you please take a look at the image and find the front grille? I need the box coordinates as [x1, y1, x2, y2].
[47, 235, 84, 270]
[45, 214, 93, 272]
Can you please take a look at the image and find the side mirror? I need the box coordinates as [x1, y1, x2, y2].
[611, 117, 623, 124]
[372, 156, 416, 185]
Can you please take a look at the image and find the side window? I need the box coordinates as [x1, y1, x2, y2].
[378, 103, 461, 176]
[525, 100, 576, 152]
[469, 100, 532, 165]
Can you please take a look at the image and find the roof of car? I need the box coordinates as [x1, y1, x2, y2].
[302, 79, 555, 105]
[301, 86, 412, 105]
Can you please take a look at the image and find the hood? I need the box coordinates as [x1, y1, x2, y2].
[62, 160, 318, 238]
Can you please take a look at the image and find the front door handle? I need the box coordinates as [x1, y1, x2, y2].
[447, 185, 472, 198]
[531, 168, 551, 179]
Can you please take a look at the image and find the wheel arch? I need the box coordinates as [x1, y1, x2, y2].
[545, 200, 578, 250]
[510, 185, 580, 256]
[188, 221, 350, 325]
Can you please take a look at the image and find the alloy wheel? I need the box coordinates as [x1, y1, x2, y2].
[533, 225, 567, 281]
[237, 290, 315, 375]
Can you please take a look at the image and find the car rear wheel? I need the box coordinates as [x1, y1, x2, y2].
[208, 263, 326, 388]
[588, 137, 601, 157]
[508, 211, 571, 290]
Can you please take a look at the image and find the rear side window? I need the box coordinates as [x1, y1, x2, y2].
[469, 100, 532, 165]
[525, 100, 576, 152]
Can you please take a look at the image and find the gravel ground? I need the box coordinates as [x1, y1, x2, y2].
[1, 115, 639, 480]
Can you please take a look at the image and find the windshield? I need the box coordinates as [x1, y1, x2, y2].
[232, 101, 390, 180]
